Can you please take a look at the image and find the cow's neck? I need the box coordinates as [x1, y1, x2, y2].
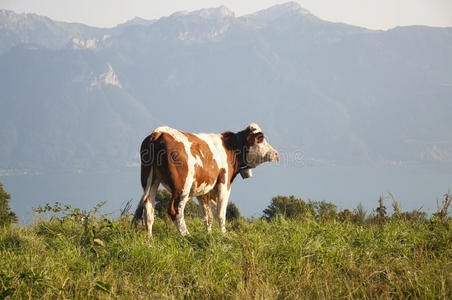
[221, 130, 251, 185]
[230, 131, 249, 182]
[235, 132, 247, 166]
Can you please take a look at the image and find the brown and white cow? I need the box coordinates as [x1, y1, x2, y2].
[132, 123, 279, 239]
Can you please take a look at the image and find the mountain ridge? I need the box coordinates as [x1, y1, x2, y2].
[1, 3, 452, 172]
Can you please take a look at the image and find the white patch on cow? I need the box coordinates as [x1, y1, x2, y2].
[194, 156, 203, 167]
[194, 133, 229, 173]
[192, 181, 216, 197]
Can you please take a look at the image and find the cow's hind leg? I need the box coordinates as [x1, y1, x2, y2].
[144, 180, 160, 241]
[133, 167, 153, 227]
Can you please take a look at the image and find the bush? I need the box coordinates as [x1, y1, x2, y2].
[353, 202, 367, 224]
[316, 200, 337, 220]
[262, 195, 337, 221]
[434, 190, 452, 220]
[226, 202, 240, 221]
[0, 183, 17, 227]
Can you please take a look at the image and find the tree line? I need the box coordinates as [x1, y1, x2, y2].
[1, 181, 450, 227]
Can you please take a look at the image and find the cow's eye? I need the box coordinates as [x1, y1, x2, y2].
[256, 133, 264, 143]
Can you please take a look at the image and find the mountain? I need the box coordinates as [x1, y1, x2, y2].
[1, 2, 452, 173]
[0, 9, 108, 54]
[0, 44, 151, 171]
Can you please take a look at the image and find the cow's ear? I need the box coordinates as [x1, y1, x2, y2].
[246, 133, 255, 145]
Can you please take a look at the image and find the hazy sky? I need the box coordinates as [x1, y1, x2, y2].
[1, 0, 452, 30]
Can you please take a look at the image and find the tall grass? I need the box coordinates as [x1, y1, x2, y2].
[1, 209, 451, 299]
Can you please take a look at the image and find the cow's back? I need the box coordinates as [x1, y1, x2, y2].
[140, 127, 228, 198]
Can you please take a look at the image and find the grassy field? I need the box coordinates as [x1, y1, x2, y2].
[0, 204, 451, 299]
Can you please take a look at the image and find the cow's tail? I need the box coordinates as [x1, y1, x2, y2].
[132, 135, 155, 227]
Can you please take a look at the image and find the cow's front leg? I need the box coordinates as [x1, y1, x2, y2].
[198, 196, 213, 233]
[216, 185, 231, 233]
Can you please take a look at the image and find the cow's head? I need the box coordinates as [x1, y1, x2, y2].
[244, 123, 279, 168]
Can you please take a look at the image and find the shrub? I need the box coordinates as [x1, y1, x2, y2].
[316, 200, 337, 220]
[338, 209, 355, 222]
[376, 194, 387, 219]
[353, 202, 367, 224]
[262, 195, 334, 220]
[226, 202, 241, 221]
[263, 195, 306, 220]
[32, 201, 113, 252]
[0, 183, 17, 227]
[434, 190, 452, 220]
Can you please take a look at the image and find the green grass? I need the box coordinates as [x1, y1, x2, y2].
[1, 214, 451, 299]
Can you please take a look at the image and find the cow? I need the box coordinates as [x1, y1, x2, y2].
[132, 123, 279, 239]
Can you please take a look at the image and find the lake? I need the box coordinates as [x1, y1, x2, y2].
[2, 164, 451, 222]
